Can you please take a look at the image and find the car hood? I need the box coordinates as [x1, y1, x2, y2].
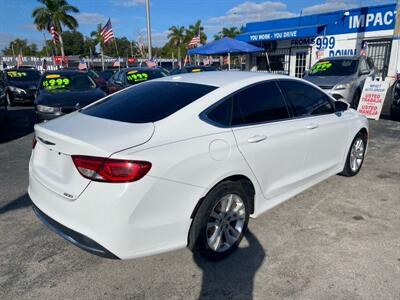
[36, 89, 106, 107]
[8, 80, 39, 90]
[304, 75, 355, 88]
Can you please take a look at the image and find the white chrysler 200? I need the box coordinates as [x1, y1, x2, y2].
[28, 72, 368, 260]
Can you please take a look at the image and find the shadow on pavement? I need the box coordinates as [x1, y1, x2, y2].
[193, 230, 266, 300]
[0, 107, 35, 144]
[0, 194, 31, 215]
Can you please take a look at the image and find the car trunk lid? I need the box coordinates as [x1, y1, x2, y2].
[31, 112, 154, 200]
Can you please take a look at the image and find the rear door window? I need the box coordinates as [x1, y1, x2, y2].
[278, 80, 334, 117]
[232, 81, 290, 126]
[82, 81, 217, 123]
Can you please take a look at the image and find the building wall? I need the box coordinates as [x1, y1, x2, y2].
[241, 4, 398, 79]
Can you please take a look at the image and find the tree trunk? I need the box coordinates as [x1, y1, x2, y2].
[58, 34, 65, 66]
[178, 46, 181, 68]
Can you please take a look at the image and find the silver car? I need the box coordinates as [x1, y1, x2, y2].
[304, 56, 376, 108]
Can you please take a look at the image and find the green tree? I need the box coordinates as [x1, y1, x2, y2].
[1, 39, 38, 56]
[167, 26, 185, 65]
[186, 20, 207, 45]
[32, 0, 79, 58]
[214, 27, 241, 40]
[61, 30, 84, 55]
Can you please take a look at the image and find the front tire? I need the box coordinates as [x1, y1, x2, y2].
[340, 131, 367, 177]
[188, 181, 250, 261]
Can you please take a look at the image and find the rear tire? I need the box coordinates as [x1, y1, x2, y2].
[340, 131, 367, 177]
[188, 181, 250, 261]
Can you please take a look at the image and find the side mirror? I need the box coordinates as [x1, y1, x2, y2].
[114, 80, 123, 86]
[359, 69, 370, 76]
[334, 100, 350, 112]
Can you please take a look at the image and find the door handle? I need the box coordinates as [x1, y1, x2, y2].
[306, 123, 319, 130]
[247, 135, 267, 143]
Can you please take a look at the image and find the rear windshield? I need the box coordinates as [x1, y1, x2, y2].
[6, 70, 41, 82]
[40, 73, 96, 91]
[125, 69, 167, 85]
[82, 81, 217, 123]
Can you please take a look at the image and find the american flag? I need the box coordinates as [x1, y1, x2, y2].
[50, 26, 59, 43]
[78, 58, 87, 70]
[101, 19, 115, 44]
[145, 59, 156, 68]
[188, 35, 200, 48]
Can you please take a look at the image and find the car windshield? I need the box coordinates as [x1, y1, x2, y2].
[125, 69, 167, 85]
[82, 81, 217, 123]
[100, 70, 115, 80]
[6, 69, 41, 82]
[308, 59, 359, 76]
[40, 73, 96, 91]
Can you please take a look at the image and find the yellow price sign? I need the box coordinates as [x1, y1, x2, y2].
[191, 68, 202, 73]
[7, 71, 27, 78]
[127, 72, 149, 83]
[309, 61, 332, 74]
[127, 70, 138, 74]
[42, 77, 71, 90]
[46, 74, 61, 79]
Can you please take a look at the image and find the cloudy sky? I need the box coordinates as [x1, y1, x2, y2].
[0, 0, 394, 50]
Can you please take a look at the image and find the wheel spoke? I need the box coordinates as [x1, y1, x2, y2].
[210, 210, 220, 220]
[209, 228, 223, 251]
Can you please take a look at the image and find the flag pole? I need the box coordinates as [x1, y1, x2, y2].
[113, 39, 120, 70]
[145, 0, 152, 59]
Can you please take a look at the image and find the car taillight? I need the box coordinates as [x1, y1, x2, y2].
[32, 135, 37, 149]
[71, 155, 151, 183]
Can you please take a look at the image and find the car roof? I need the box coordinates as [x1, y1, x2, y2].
[121, 67, 161, 72]
[157, 71, 289, 87]
[43, 70, 89, 75]
[319, 56, 361, 61]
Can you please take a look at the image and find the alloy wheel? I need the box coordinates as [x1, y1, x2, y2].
[206, 193, 246, 253]
[350, 137, 365, 172]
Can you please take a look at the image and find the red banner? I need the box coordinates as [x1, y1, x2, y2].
[53, 56, 68, 65]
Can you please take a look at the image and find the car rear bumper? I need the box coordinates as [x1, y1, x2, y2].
[32, 202, 119, 259]
[28, 162, 206, 259]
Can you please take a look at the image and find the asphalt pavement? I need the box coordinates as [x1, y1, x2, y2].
[0, 106, 399, 300]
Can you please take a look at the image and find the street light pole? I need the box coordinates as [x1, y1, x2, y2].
[145, 0, 152, 59]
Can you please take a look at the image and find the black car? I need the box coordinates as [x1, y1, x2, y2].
[0, 68, 41, 106]
[391, 80, 400, 121]
[0, 81, 6, 123]
[169, 65, 218, 75]
[107, 67, 168, 94]
[35, 70, 106, 122]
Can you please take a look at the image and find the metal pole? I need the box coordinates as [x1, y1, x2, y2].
[394, 0, 400, 74]
[145, 0, 152, 59]
[228, 52, 231, 70]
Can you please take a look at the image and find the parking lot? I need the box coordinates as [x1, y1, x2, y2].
[0, 106, 399, 300]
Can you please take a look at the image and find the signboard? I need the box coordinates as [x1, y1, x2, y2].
[54, 56, 68, 65]
[127, 57, 136, 63]
[357, 77, 390, 120]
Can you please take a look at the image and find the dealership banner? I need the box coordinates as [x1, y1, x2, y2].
[357, 77, 390, 120]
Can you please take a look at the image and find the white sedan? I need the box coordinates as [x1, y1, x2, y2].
[28, 71, 368, 260]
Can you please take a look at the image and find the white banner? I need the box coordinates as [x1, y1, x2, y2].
[357, 77, 390, 120]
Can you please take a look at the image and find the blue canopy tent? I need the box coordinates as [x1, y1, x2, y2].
[187, 37, 264, 70]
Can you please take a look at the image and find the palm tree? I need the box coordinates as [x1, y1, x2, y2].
[214, 27, 241, 40]
[186, 20, 207, 45]
[32, 0, 79, 58]
[167, 26, 185, 66]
